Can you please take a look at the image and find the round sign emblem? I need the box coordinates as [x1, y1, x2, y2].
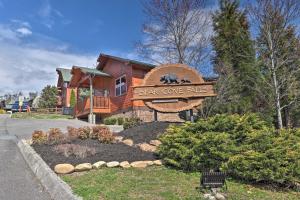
[132, 64, 216, 112]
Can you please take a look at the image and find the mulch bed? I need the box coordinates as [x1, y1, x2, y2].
[32, 139, 158, 169]
[117, 121, 179, 143]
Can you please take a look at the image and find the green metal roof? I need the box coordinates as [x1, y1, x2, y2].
[74, 66, 111, 77]
[56, 68, 72, 82]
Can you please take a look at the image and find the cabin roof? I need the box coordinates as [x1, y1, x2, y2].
[56, 68, 72, 82]
[96, 53, 156, 70]
[72, 66, 111, 77]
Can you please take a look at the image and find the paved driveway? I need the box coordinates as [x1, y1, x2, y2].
[0, 114, 90, 199]
[6, 115, 90, 139]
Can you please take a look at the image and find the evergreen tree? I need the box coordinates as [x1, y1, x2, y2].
[39, 85, 58, 108]
[70, 89, 76, 108]
[211, 0, 256, 114]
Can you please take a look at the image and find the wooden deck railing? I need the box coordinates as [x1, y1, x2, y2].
[76, 96, 110, 115]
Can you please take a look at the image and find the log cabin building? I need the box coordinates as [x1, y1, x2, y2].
[57, 53, 217, 122]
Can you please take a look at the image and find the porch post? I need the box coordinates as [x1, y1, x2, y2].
[88, 75, 95, 124]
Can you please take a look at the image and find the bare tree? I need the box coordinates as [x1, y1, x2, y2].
[250, 0, 300, 129]
[137, 0, 212, 69]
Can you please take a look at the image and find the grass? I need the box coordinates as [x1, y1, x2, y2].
[62, 166, 300, 200]
[11, 112, 73, 119]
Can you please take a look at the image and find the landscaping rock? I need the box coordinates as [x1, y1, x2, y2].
[208, 196, 216, 200]
[54, 163, 74, 174]
[149, 140, 162, 147]
[114, 136, 123, 143]
[130, 161, 148, 168]
[75, 163, 92, 172]
[153, 160, 163, 165]
[106, 161, 120, 168]
[215, 193, 226, 200]
[120, 161, 131, 168]
[139, 143, 157, 152]
[92, 161, 106, 169]
[122, 139, 134, 146]
[203, 193, 211, 199]
[144, 160, 154, 166]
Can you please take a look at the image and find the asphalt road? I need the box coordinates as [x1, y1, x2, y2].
[0, 114, 90, 200]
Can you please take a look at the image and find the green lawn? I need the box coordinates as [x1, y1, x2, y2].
[62, 166, 300, 200]
[11, 112, 73, 119]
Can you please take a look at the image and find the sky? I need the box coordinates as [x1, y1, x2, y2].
[0, 0, 254, 96]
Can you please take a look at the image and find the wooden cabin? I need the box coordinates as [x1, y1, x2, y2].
[56, 68, 75, 108]
[68, 53, 170, 122]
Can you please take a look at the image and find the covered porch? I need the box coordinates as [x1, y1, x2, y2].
[69, 66, 112, 122]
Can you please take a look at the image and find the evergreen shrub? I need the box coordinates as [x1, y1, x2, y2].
[158, 113, 300, 186]
[103, 117, 117, 125]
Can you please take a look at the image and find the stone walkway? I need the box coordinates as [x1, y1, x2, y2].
[0, 114, 52, 200]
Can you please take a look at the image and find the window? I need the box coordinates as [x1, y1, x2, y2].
[115, 75, 127, 96]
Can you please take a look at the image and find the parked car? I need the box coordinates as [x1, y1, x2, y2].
[11, 101, 29, 112]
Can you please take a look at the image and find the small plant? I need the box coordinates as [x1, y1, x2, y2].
[0, 109, 6, 114]
[78, 126, 91, 139]
[47, 128, 64, 144]
[94, 126, 115, 143]
[32, 130, 47, 144]
[117, 117, 124, 125]
[103, 117, 117, 125]
[90, 125, 105, 139]
[67, 126, 78, 140]
[123, 117, 142, 129]
[53, 144, 96, 158]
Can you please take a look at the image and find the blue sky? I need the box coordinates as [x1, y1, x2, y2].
[0, 0, 255, 95]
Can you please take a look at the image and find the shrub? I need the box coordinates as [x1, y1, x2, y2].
[67, 126, 78, 140]
[53, 144, 96, 158]
[224, 129, 300, 186]
[32, 130, 47, 144]
[47, 128, 64, 144]
[0, 109, 6, 114]
[93, 126, 115, 143]
[77, 126, 91, 139]
[103, 117, 117, 125]
[158, 113, 300, 187]
[90, 125, 110, 139]
[123, 117, 142, 129]
[117, 117, 124, 125]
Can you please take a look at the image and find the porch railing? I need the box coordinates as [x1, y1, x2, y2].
[76, 96, 110, 115]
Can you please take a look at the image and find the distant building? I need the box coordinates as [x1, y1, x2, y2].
[56, 68, 75, 108]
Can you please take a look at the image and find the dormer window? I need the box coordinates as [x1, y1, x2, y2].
[115, 75, 127, 96]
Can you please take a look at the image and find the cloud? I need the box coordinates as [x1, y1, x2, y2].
[0, 42, 97, 95]
[16, 27, 32, 36]
[37, 0, 71, 29]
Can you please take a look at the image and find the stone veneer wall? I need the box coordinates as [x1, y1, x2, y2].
[109, 106, 185, 122]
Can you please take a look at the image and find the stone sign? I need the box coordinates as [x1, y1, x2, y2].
[132, 64, 216, 112]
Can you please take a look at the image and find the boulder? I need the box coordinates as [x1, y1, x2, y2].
[114, 136, 124, 143]
[75, 163, 92, 172]
[92, 161, 106, 169]
[149, 140, 162, 147]
[122, 139, 134, 146]
[215, 193, 226, 200]
[130, 161, 148, 168]
[106, 161, 120, 168]
[153, 160, 163, 166]
[139, 143, 157, 152]
[145, 160, 154, 166]
[54, 164, 74, 174]
[120, 161, 131, 168]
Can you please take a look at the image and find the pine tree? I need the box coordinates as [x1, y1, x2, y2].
[39, 85, 58, 108]
[211, 0, 256, 114]
[70, 89, 76, 108]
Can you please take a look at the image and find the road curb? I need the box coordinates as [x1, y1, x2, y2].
[17, 139, 82, 200]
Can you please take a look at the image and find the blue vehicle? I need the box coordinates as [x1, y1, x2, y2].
[11, 101, 29, 112]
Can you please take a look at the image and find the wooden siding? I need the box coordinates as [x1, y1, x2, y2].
[102, 59, 134, 113]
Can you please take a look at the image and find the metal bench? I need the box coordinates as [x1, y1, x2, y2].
[200, 171, 227, 189]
